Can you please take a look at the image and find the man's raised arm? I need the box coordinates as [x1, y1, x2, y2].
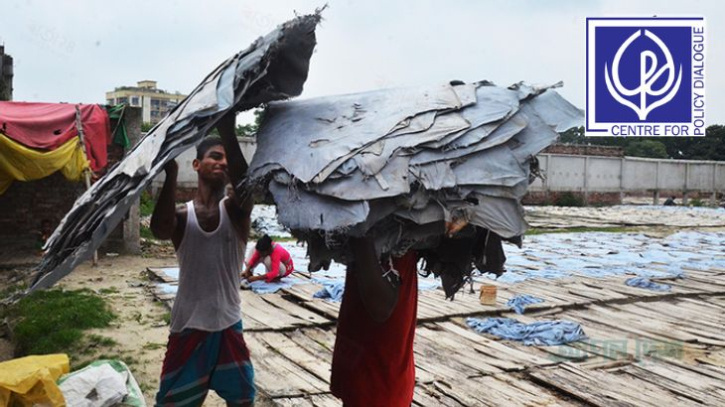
[216, 114, 249, 204]
[216, 113, 254, 243]
[150, 160, 179, 241]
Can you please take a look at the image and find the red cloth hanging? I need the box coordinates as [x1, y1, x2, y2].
[0, 101, 112, 171]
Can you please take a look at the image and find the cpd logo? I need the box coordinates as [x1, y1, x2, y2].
[586, 17, 705, 137]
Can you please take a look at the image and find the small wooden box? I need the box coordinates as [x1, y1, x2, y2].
[479, 285, 497, 305]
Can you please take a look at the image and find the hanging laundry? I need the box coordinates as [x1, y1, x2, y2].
[0, 102, 111, 171]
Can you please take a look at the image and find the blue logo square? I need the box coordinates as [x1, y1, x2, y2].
[594, 26, 691, 123]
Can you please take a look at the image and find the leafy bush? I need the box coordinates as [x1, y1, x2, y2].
[554, 192, 585, 207]
[624, 140, 669, 158]
[689, 197, 705, 207]
[140, 190, 155, 217]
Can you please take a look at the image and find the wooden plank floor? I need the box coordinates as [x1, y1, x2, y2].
[146, 267, 334, 331]
[146, 263, 725, 405]
[235, 265, 725, 405]
[282, 269, 725, 325]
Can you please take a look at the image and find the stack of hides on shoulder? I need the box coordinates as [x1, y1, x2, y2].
[248, 81, 582, 298]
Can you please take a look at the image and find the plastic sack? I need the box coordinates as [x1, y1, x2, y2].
[0, 353, 70, 407]
[58, 360, 146, 407]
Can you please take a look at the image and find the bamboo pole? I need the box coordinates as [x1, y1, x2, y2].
[75, 105, 98, 266]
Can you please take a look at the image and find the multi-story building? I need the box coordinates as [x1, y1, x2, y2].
[105, 80, 186, 124]
[0, 45, 13, 101]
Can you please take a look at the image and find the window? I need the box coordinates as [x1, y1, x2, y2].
[131, 96, 139, 106]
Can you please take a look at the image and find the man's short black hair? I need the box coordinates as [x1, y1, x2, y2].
[256, 234, 273, 252]
[196, 137, 224, 160]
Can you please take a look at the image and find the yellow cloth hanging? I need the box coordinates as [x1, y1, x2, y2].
[0, 354, 69, 407]
[0, 132, 90, 195]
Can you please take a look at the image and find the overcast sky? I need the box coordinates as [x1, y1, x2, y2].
[1, 0, 723, 124]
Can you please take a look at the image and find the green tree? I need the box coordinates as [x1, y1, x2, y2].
[557, 125, 725, 161]
[142, 108, 267, 137]
[624, 140, 668, 158]
[558, 126, 629, 148]
[203, 108, 266, 138]
[558, 126, 586, 144]
[235, 108, 266, 138]
[681, 125, 725, 161]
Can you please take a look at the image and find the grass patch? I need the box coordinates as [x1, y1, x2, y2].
[139, 382, 154, 393]
[526, 226, 636, 235]
[87, 334, 118, 348]
[161, 312, 171, 325]
[0, 282, 27, 299]
[131, 311, 143, 324]
[140, 190, 155, 217]
[142, 342, 165, 351]
[7, 289, 116, 356]
[99, 287, 119, 295]
[71, 358, 101, 371]
[273, 236, 296, 242]
[140, 270, 151, 282]
[140, 225, 155, 240]
[689, 197, 706, 207]
[73, 352, 134, 370]
[121, 355, 140, 367]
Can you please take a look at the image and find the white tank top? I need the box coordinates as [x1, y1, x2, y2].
[170, 198, 245, 332]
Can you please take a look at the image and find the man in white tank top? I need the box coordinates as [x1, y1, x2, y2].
[150, 114, 255, 407]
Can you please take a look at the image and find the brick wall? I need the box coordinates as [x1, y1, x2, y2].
[0, 172, 86, 248]
[523, 191, 622, 206]
[543, 144, 624, 157]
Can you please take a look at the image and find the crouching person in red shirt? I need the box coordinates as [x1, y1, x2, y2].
[331, 237, 418, 407]
[242, 234, 295, 283]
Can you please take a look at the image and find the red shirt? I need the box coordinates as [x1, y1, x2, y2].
[246, 243, 294, 283]
[331, 251, 418, 407]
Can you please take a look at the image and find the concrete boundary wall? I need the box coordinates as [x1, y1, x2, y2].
[530, 154, 725, 204]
